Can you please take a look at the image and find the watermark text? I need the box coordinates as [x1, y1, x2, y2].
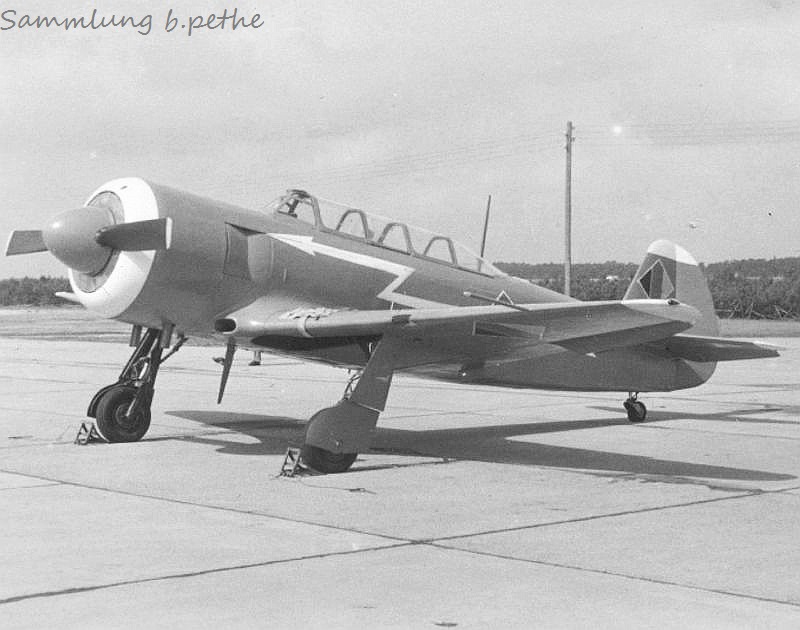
[0, 8, 264, 36]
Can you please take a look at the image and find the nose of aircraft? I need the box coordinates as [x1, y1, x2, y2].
[42, 206, 115, 275]
[6, 190, 171, 274]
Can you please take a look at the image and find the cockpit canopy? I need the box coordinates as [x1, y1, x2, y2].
[268, 190, 504, 277]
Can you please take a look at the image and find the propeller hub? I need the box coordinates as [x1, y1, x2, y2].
[42, 206, 114, 275]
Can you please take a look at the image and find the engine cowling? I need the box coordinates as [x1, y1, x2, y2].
[8, 177, 276, 335]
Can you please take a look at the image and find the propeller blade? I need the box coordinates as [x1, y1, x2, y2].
[5, 230, 47, 256]
[96, 218, 172, 251]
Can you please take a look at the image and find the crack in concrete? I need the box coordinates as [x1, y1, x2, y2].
[429, 543, 800, 609]
[0, 544, 409, 607]
[0, 482, 61, 492]
[0, 467, 411, 543]
[426, 484, 800, 543]
[2, 469, 798, 611]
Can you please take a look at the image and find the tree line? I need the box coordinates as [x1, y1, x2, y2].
[1, 257, 799, 318]
[0, 276, 71, 306]
[496, 257, 800, 319]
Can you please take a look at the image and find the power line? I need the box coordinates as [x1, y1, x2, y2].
[268, 132, 562, 185]
[581, 119, 800, 132]
[234, 117, 800, 196]
[579, 119, 800, 146]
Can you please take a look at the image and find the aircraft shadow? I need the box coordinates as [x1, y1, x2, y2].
[160, 411, 304, 456]
[165, 408, 795, 483]
[591, 405, 800, 426]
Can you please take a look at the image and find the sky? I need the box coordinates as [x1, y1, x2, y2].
[2, 0, 800, 278]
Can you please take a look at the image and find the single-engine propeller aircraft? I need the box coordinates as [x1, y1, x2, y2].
[6, 178, 779, 472]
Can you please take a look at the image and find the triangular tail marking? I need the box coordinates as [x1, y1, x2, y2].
[639, 259, 676, 299]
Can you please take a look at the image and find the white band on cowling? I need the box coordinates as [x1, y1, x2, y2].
[69, 177, 158, 318]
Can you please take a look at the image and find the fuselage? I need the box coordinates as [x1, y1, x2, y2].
[66, 178, 714, 393]
[76, 179, 569, 330]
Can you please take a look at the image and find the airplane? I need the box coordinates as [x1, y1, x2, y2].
[6, 177, 779, 473]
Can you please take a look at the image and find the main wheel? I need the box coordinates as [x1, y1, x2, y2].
[95, 386, 151, 443]
[301, 445, 357, 474]
[624, 400, 647, 423]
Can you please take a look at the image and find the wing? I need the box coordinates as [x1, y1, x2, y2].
[221, 298, 700, 357]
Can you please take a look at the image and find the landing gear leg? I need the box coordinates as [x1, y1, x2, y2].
[88, 327, 185, 442]
[301, 336, 400, 474]
[623, 392, 647, 423]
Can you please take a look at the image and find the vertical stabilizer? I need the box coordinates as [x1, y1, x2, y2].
[624, 240, 718, 336]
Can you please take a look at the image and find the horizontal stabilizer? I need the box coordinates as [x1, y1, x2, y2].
[663, 334, 780, 362]
[5, 230, 47, 255]
[95, 218, 172, 251]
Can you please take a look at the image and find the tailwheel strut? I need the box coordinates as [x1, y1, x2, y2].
[301, 336, 400, 474]
[87, 326, 185, 443]
[623, 391, 647, 423]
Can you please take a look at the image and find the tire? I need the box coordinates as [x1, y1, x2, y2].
[301, 445, 357, 474]
[95, 386, 151, 443]
[624, 400, 647, 423]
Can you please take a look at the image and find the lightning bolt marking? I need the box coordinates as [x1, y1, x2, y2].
[268, 233, 449, 309]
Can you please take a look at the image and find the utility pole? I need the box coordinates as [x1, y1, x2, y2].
[480, 194, 492, 258]
[564, 120, 574, 297]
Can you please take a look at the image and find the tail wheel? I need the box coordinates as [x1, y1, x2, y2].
[95, 385, 151, 442]
[301, 445, 357, 474]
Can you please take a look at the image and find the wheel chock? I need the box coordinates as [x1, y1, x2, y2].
[74, 421, 103, 445]
[279, 446, 306, 477]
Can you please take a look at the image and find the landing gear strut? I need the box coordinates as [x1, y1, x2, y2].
[87, 326, 184, 442]
[623, 392, 647, 423]
[301, 336, 400, 474]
